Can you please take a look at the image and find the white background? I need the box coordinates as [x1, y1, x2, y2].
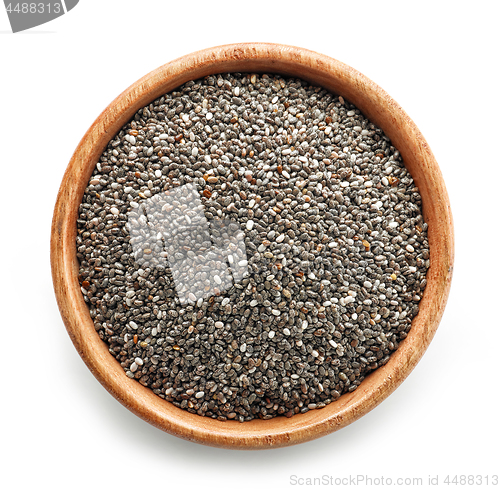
[1, 1, 499, 488]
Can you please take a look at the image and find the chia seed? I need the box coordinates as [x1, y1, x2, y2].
[76, 73, 430, 422]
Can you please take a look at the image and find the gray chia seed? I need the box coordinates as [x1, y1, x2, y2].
[76, 73, 430, 422]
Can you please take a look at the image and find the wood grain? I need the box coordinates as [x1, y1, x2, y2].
[51, 43, 454, 449]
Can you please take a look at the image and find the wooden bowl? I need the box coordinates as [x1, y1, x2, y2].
[51, 43, 454, 449]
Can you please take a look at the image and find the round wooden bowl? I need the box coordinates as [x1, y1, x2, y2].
[51, 43, 454, 449]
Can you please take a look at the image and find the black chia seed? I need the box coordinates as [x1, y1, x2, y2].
[76, 73, 430, 422]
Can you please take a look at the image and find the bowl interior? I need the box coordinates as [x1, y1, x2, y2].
[51, 43, 453, 449]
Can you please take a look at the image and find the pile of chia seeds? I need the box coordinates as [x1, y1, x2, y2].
[76, 73, 429, 422]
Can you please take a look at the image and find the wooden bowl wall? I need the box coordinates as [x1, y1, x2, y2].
[51, 43, 454, 449]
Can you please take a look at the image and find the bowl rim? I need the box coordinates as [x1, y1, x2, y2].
[51, 42, 454, 450]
